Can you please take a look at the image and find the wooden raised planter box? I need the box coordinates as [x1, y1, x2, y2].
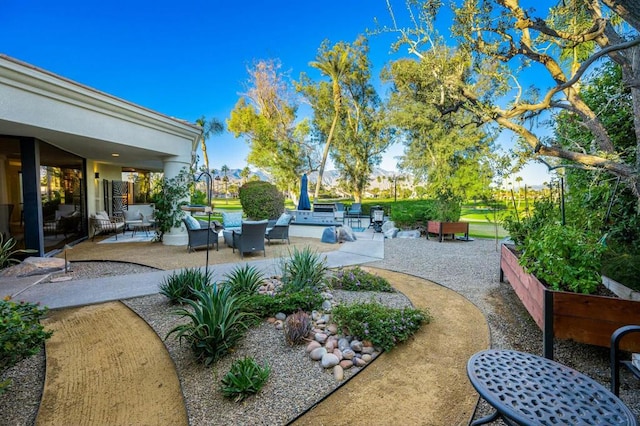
[500, 244, 640, 358]
[426, 221, 469, 242]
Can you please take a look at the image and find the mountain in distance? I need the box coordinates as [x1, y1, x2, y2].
[211, 167, 406, 190]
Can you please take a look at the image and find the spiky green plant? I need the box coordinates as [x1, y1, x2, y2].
[224, 264, 264, 297]
[0, 235, 36, 270]
[165, 284, 255, 365]
[220, 356, 271, 402]
[284, 310, 312, 346]
[280, 247, 327, 292]
[159, 268, 213, 303]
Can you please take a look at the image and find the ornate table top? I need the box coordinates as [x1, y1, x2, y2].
[467, 349, 637, 426]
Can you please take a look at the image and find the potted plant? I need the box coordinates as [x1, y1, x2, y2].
[150, 169, 190, 242]
[500, 200, 640, 357]
[426, 191, 469, 242]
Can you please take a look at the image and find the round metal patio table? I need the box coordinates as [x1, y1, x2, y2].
[467, 349, 638, 426]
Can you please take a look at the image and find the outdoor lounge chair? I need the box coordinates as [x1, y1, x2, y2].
[265, 213, 293, 245]
[231, 220, 268, 258]
[183, 216, 219, 252]
[121, 209, 143, 230]
[90, 211, 125, 241]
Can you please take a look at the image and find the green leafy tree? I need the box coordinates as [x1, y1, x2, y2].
[299, 36, 393, 202]
[195, 116, 224, 172]
[240, 166, 251, 184]
[384, 0, 640, 198]
[385, 57, 496, 200]
[306, 40, 351, 201]
[221, 164, 230, 200]
[554, 62, 640, 286]
[150, 168, 190, 242]
[228, 59, 316, 196]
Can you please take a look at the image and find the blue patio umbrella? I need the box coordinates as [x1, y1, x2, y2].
[297, 174, 311, 210]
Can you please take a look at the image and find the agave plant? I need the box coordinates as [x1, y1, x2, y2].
[159, 267, 213, 303]
[220, 356, 271, 402]
[165, 283, 255, 365]
[280, 246, 327, 292]
[224, 264, 264, 297]
[0, 235, 36, 270]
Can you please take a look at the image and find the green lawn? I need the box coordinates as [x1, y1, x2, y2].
[206, 197, 509, 239]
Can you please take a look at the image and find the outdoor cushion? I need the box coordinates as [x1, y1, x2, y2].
[183, 214, 200, 230]
[222, 212, 243, 228]
[123, 209, 143, 222]
[275, 213, 292, 226]
[96, 211, 110, 221]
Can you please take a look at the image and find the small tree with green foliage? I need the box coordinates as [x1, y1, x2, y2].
[150, 168, 191, 242]
[238, 181, 284, 220]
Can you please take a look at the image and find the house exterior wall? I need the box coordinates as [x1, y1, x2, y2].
[0, 55, 199, 250]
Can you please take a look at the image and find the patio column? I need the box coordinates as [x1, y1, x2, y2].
[161, 155, 190, 246]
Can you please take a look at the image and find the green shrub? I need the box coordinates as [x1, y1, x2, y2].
[166, 284, 255, 365]
[389, 209, 415, 229]
[433, 190, 462, 222]
[245, 288, 323, 318]
[238, 181, 284, 220]
[519, 223, 605, 294]
[602, 250, 640, 291]
[281, 247, 327, 292]
[159, 268, 213, 304]
[284, 310, 312, 346]
[330, 267, 394, 292]
[502, 199, 558, 247]
[224, 264, 264, 297]
[190, 190, 207, 206]
[389, 200, 437, 228]
[1, 299, 53, 394]
[220, 357, 270, 402]
[332, 302, 429, 352]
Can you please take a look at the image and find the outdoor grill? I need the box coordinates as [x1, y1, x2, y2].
[312, 203, 336, 213]
[369, 205, 385, 232]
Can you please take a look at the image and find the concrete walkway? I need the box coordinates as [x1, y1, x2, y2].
[3, 227, 385, 309]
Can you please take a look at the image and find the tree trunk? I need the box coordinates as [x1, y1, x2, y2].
[625, 45, 640, 198]
[200, 138, 210, 171]
[602, 0, 640, 32]
[313, 112, 339, 202]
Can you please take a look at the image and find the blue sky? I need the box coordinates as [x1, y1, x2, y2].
[2, 0, 551, 185]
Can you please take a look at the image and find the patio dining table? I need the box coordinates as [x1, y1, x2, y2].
[467, 349, 637, 426]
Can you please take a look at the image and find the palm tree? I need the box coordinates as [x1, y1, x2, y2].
[195, 116, 224, 172]
[310, 45, 350, 202]
[240, 166, 251, 184]
[221, 164, 230, 202]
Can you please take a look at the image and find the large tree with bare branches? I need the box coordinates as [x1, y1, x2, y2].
[385, 0, 640, 198]
[227, 59, 316, 197]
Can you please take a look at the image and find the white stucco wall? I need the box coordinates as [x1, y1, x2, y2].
[0, 55, 201, 248]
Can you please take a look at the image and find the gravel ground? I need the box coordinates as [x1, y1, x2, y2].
[370, 237, 640, 423]
[1, 237, 639, 425]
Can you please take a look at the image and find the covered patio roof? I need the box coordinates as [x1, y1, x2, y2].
[0, 54, 201, 171]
